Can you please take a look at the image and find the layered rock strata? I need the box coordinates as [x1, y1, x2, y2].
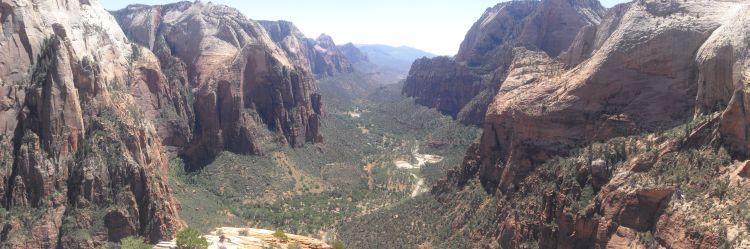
[404, 0, 606, 125]
[259, 20, 354, 78]
[0, 0, 182, 246]
[113, 2, 324, 168]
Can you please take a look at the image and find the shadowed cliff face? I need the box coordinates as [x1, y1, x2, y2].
[404, 0, 606, 125]
[0, 0, 183, 247]
[113, 2, 323, 169]
[402, 56, 484, 120]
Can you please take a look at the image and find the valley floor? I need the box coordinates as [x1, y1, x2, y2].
[167, 73, 479, 247]
[166, 75, 750, 249]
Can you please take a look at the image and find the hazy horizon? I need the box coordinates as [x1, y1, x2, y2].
[102, 0, 631, 55]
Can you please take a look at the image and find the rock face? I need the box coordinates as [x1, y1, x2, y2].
[113, 2, 324, 168]
[259, 20, 354, 78]
[436, 0, 750, 248]
[403, 0, 605, 125]
[402, 56, 483, 119]
[475, 0, 742, 192]
[0, 0, 182, 247]
[1, 0, 336, 246]
[702, 3, 750, 157]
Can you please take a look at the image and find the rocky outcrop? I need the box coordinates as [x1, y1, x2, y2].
[0, 0, 182, 247]
[695, 3, 750, 157]
[433, 0, 750, 248]
[402, 56, 484, 120]
[473, 0, 742, 192]
[155, 227, 332, 249]
[259, 20, 353, 78]
[113, 2, 323, 168]
[403, 0, 605, 125]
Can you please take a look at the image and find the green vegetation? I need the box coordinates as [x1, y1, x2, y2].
[237, 188, 404, 234]
[272, 229, 288, 242]
[176, 227, 209, 249]
[128, 43, 141, 64]
[636, 232, 659, 249]
[119, 236, 151, 249]
[30, 36, 59, 86]
[338, 110, 747, 248]
[337, 179, 495, 248]
[169, 75, 480, 236]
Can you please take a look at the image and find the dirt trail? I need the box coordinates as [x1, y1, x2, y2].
[409, 173, 425, 197]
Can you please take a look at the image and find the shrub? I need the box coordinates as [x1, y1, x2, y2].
[129, 43, 141, 63]
[272, 229, 288, 242]
[120, 236, 151, 249]
[176, 227, 208, 249]
[333, 240, 345, 249]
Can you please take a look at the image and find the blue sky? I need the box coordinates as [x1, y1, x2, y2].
[102, 0, 630, 55]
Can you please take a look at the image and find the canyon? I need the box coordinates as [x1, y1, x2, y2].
[1, 0, 750, 248]
[382, 0, 750, 248]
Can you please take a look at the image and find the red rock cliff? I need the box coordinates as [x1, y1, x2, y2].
[0, 0, 183, 247]
[113, 2, 324, 168]
[437, 0, 750, 248]
[404, 0, 605, 125]
[259, 20, 354, 78]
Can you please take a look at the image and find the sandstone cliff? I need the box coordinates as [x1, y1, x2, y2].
[403, 0, 605, 125]
[0, 0, 182, 247]
[113, 2, 323, 168]
[259, 20, 354, 78]
[436, 0, 750, 248]
[476, 0, 741, 192]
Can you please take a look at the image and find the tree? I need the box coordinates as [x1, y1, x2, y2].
[176, 227, 208, 249]
[120, 236, 151, 249]
[129, 43, 141, 63]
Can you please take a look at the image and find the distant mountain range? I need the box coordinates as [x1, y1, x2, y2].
[355, 44, 435, 73]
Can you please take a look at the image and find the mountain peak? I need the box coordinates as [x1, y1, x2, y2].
[337, 43, 370, 64]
